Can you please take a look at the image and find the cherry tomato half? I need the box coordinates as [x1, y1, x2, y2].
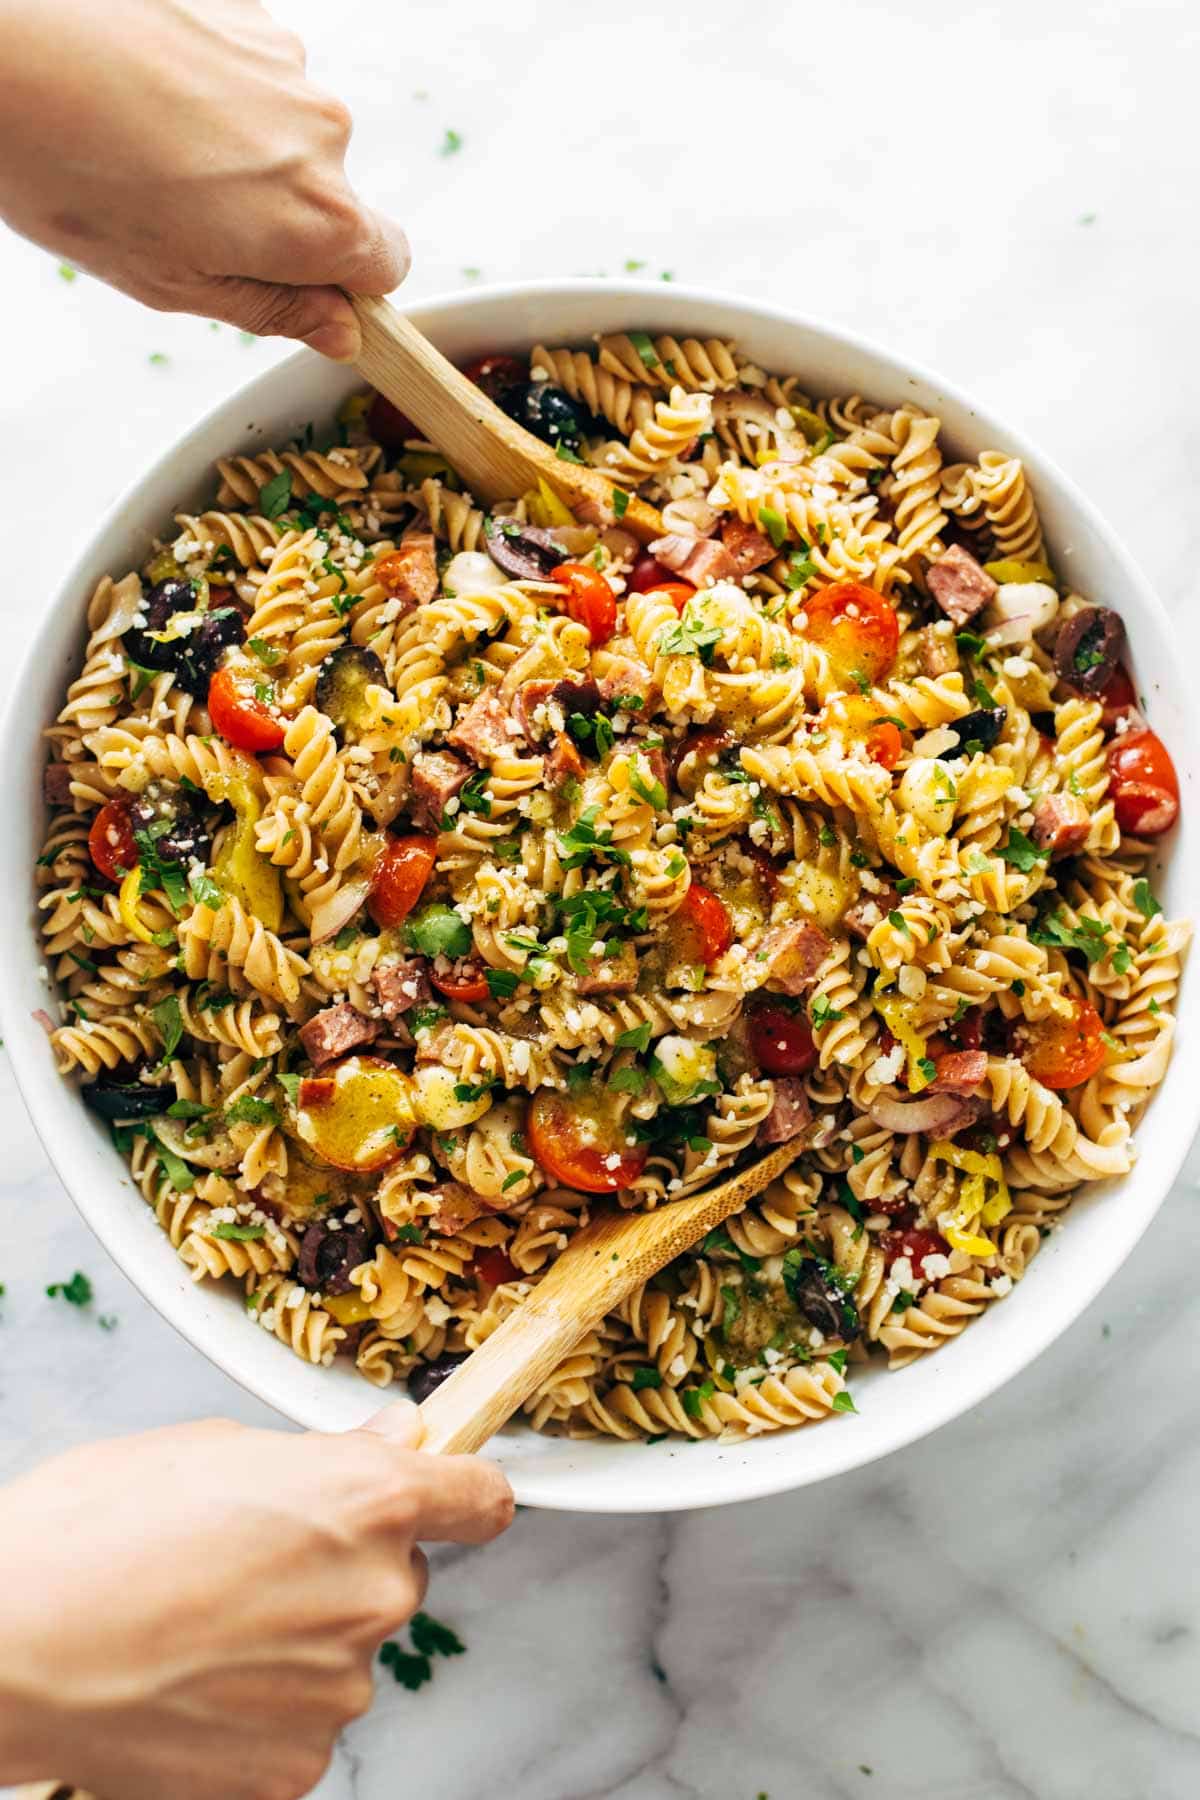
[643, 581, 696, 617]
[880, 1226, 949, 1270]
[674, 882, 733, 966]
[429, 960, 490, 1004]
[474, 1247, 519, 1290]
[823, 694, 905, 770]
[526, 1089, 648, 1193]
[1108, 727, 1180, 838]
[368, 835, 438, 930]
[207, 665, 285, 754]
[551, 561, 617, 646]
[798, 580, 899, 685]
[461, 353, 526, 399]
[367, 391, 417, 451]
[747, 1001, 817, 1076]
[629, 552, 674, 593]
[1015, 997, 1107, 1090]
[88, 800, 138, 883]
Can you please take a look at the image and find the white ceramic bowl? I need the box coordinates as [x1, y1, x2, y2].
[5, 282, 1196, 1512]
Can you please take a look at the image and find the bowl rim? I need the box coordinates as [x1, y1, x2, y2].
[5, 276, 1197, 1512]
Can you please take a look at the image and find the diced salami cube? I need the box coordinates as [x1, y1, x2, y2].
[759, 921, 832, 994]
[648, 532, 737, 587]
[1030, 793, 1090, 857]
[544, 732, 585, 789]
[512, 677, 602, 745]
[597, 657, 654, 709]
[757, 1076, 813, 1145]
[426, 1181, 485, 1236]
[917, 624, 958, 677]
[447, 688, 517, 765]
[299, 1003, 379, 1069]
[928, 1050, 988, 1095]
[409, 749, 471, 830]
[370, 957, 432, 1021]
[842, 889, 897, 941]
[43, 762, 74, 806]
[573, 941, 639, 996]
[720, 517, 777, 576]
[379, 531, 437, 609]
[926, 544, 998, 626]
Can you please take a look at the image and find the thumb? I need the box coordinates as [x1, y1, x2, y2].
[201, 275, 363, 360]
[359, 1397, 425, 1449]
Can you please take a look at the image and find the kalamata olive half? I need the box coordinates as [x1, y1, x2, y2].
[123, 579, 246, 698]
[123, 578, 197, 674]
[483, 516, 568, 581]
[83, 1080, 168, 1122]
[128, 784, 213, 866]
[497, 381, 588, 448]
[782, 1255, 861, 1342]
[937, 707, 1008, 758]
[315, 646, 387, 742]
[406, 1351, 469, 1405]
[1053, 605, 1126, 694]
[296, 1221, 374, 1295]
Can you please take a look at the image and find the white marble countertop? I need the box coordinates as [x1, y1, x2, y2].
[3, 1, 1200, 1794]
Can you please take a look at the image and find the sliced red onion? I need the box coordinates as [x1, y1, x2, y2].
[310, 877, 371, 945]
[867, 1089, 984, 1136]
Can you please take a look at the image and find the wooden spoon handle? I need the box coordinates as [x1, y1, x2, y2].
[418, 1141, 803, 1455]
[349, 294, 664, 542]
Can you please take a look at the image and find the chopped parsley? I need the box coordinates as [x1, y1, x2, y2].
[259, 468, 293, 519]
[831, 1390, 858, 1414]
[681, 1380, 715, 1419]
[151, 994, 184, 1068]
[1133, 878, 1162, 920]
[972, 677, 998, 710]
[224, 1095, 280, 1128]
[485, 968, 520, 999]
[1029, 908, 1111, 964]
[810, 994, 845, 1028]
[631, 1365, 662, 1390]
[439, 128, 463, 156]
[615, 1021, 653, 1052]
[210, 1221, 266, 1241]
[658, 610, 723, 666]
[1000, 827, 1049, 872]
[46, 1271, 93, 1306]
[627, 329, 660, 371]
[453, 1080, 493, 1103]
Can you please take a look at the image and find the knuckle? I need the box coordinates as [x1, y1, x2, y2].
[312, 88, 353, 142]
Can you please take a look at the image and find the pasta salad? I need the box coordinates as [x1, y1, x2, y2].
[37, 330, 1189, 1440]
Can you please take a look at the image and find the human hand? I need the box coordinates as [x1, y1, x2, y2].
[0, 0, 408, 357]
[0, 1404, 513, 1800]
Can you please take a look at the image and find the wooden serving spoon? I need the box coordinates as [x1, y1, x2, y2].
[349, 294, 665, 544]
[417, 1139, 803, 1456]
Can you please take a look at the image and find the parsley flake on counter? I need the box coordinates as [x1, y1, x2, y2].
[46, 1271, 93, 1307]
[439, 128, 463, 156]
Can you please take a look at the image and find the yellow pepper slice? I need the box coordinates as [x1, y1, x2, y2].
[118, 867, 157, 945]
[324, 1292, 373, 1326]
[983, 558, 1058, 588]
[789, 404, 830, 445]
[206, 759, 283, 932]
[944, 1224, 997, 1260]
[521, 477, 576, 530]
[874, 996, 932, 1093]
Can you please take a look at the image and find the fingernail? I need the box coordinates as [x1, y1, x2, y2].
[304, 318, 361, 362]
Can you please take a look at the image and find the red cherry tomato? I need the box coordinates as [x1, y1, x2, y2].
[551, 562, 617, 646]
[1108, 727, 1180, 838]
[799, 580, 899, 684]
[88, 800, 138, 883]
[823, 694, 905, 770]
[429, 960, 490, 1004]
[747, 1002, 817, 1076]
[952, 1006, 984, 1052]
[207, 665, 285, 754]
[1016, 997, 1107, 1090]
[629, 552, 674, 593]
[367, 391, 417, 450]
[474, 1247, 519, 1289]
[1097, 662, 1138, 729]
[643, 581, 696, 616]
[461, 353, 526, 399]
[881, 1226, 949, 1269]
[526, 1089, 648, 1193]
[675, 882, 733, 966]
[368, 835, 437, 929]
[874, 1196, 916, 1222]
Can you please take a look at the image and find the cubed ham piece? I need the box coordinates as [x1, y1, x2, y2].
[414, 1020, 454, 1063]
[378, 531, 437, 610]
[926, 544, 998, 626]
[43, 762, 74, 806]
[447, 688, 516, 765]
[928, 1050, 988, 1095]
[409, 749, 471, 830]
[426, 1181, 485, 1236]
[917, 624, 958, 677]
[759, 921, 832, 994]
[842, 888, 898, 941]
[757, 1076, 813, 1145]
[1031, 793, 1090, 857]
[512, 676, 601, 745]
[597, 656, 654, 708]
[648, 532, 737, 587]
[370, 957, 431, 1021]
[299, 1003, 379, 1069]
[720, 516, 777, 576]
[544, 732, 585, 789]
[573, 941, 639, 996]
